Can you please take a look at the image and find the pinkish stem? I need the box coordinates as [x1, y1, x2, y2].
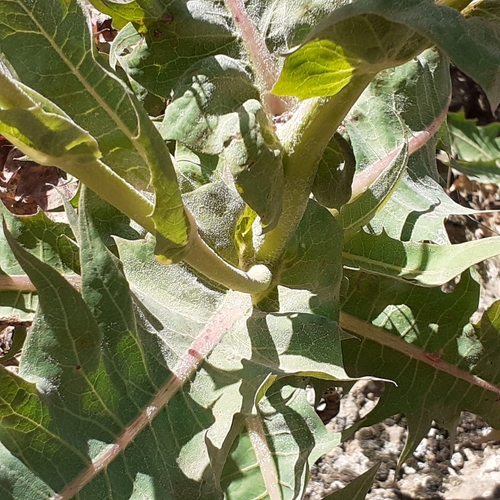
[350, 101, 450, 201]
[224, 0, 288, 116]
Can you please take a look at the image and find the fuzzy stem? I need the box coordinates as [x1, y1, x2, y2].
[184, 209, 272, 292]
[80, 170, 271, 292]
[224, 0, 288, 116]
[436, 0, 474, 10]
[1, 157, 271, 294]
[255, 74, 374, 264]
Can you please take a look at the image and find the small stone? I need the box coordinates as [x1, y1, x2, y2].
[404, 466, 416, 475]
[427, 428, 438, 438]
[413, 439, 428, 461]
[330, 480, 344, 491]
[451, 452, 464, 469]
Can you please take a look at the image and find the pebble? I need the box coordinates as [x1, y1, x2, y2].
[451, 452, 464, 469]
[306, 382, 496, 500]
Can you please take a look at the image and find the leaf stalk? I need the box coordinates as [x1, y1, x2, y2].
[255, 74, 374, 264]
[224, 0, 288, 116]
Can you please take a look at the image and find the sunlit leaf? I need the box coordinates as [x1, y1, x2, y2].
[343, 230, 500, 286]
[109, 1, 239, 98]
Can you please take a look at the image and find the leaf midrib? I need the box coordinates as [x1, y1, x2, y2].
[17, 0, 139, 147]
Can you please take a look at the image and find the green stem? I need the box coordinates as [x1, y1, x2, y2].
[185, 231, 272, 293]
[48, 158, 272, 294]
[436, 0, 473, 10]
[67, 159, 157, 234]
[255, 74, 374, 264]
[0, 57, 271, 294]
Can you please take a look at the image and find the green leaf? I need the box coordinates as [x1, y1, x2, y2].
[279, 0, 500, 107]
[0, 1, 191, 262]
[340, 269, 500, 466]
[340, 141, 408, 241]
[162, 55, 284, 231]
[344, 49, 472, 244]
[273, 42, 370, 100]
[279, 200, 343, 321]
[463, 0, 500, 39]
[183, 181, 245, 267]
[0, 69, 189, 262]
[0, 193, 351, 498]
[343, 230, 500, 286]
[220, 378, 341, 499]
[445, 111, 500, 183]
[322, 462, 380, 500]
[161, 55, 260, 154]
[0, 204, 78, 276]
[174, 143, 217, 193]
[0, 0, 149, 186]
[0, 202, 79, 323]
[72, 191, 144, 250]
[273, 3, 429, 99]
[88, 0, 165, 28]
[0, 72, 101, 169]
[248, 0, 346, 54]
[109, 1, 238, 98]
[220, 99, 284, 231]
[312, 132, 356, 210]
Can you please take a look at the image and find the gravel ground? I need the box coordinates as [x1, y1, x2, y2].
[306, 382, 500, 500]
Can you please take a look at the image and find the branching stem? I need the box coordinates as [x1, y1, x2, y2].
[256, 74, 374, 264]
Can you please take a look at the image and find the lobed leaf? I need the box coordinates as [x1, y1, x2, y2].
[343, 231, 500, 286]
[0, 189, 348, 498]
[220, 378, 341, 500]
[247, 0, 344, 54]
[340, 269, 500, 465]
[322, 462, 380, 500]
[345, 49, 473, 245]
[183, 181, 245, 267]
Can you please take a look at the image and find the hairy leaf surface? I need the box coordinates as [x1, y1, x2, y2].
[340, 270, 500, 465]
[345, 49, 474, 244]
[0, 190, 346, 498]
[276, 0, 500, 107]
